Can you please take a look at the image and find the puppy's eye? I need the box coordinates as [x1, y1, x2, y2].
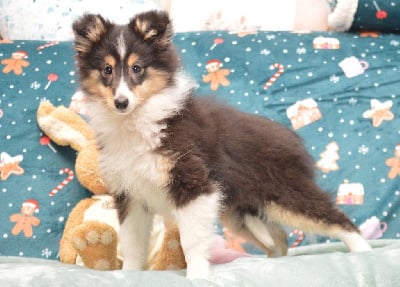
[132, 64, 142, 74]
[103, 65, 113, 75]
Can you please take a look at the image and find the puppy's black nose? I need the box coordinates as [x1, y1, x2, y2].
[114, 98, 129, 110]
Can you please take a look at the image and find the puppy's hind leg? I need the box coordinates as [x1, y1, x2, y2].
[173, 191, 221, 280]
[220, 210, 288, 258]
[243, 215, 288, 257]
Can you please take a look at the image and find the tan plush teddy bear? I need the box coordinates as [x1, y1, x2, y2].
[37, 100, 186, 271]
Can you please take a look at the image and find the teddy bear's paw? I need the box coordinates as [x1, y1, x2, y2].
[72, 221, 119, 270]
[150, 224, 186, 271]
[73, 229, 114, 250]
[92, 258, 114, 270]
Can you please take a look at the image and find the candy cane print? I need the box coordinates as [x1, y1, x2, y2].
[37, 41, 60, 51]
[289, 229, 305, 248]
[49, 168, 74, 197]
[264, 63, 285, 90]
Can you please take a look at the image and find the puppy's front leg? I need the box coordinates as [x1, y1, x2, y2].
[119, 201, 154, 270]
[174, 192, 221, 279]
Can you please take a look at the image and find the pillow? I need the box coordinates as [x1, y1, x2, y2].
[0, 40, 91, 259]
[0, 0, 160, 40]
[351, 0, 400, 32]
[162, 0, 330, 32]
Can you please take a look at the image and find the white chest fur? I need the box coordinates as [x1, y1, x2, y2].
[98, 114, 173, 214]
[87, 74, 193, 215]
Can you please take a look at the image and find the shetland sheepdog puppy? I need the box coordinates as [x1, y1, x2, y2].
[72, 10, 371, 279]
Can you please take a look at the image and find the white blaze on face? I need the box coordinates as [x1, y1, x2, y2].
[117, 32, 127, 60]
[113, 32, 137, 113]
[115, 79, 136, 112]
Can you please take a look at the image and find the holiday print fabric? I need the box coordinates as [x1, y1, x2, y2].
[175, 30, 400, 252]
[0, 40, 90, 259]
[1, 30, 400, 259]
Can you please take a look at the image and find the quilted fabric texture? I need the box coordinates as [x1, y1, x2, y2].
[1, 30, 400, 260]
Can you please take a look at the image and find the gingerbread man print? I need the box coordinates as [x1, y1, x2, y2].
[202, 59, 230, 91]
[1, 50, 30, 75]
[386, 145, 400, 179]
[10, 199, 41, 238]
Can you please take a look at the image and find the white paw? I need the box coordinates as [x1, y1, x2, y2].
[186, 258, 210, 280]
[340, 231, 373, 252]
[352, 240, 372, 252]
[122, 258, 143, 270]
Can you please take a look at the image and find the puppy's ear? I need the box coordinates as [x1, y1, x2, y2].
[129, 10, 173, 48]
[72, 14, 110, 55]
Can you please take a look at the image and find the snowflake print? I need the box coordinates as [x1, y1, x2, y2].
[266, 34, 276, 40]
[30, 81, 41, 90]
[330, 74, 340, 83]
[42, 248, 52, 258]
[349, 98, 358, 105]
[260, 49, 271, 56]
[358, 145, 369, 155]
[390, 40, 399, 47]
[296, 47, 307, 55]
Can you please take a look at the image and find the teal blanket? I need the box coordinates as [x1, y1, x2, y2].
[1, 31, 400, 285]
[1, 31, 400, 259]
[1, 240, 399, 287]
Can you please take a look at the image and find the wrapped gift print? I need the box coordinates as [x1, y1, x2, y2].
[336, 180, 365, 205]
[313, 36, 340, 49]
[286, 98, 322, 130]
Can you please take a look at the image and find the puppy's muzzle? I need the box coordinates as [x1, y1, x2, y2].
[114, 97, 129, 111]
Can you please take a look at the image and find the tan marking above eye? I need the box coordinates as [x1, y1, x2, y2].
[104, 55, 116, 68]
[127, 53, 139, 68]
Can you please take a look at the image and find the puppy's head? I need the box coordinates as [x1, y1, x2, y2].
[73, 10, 179, 114]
